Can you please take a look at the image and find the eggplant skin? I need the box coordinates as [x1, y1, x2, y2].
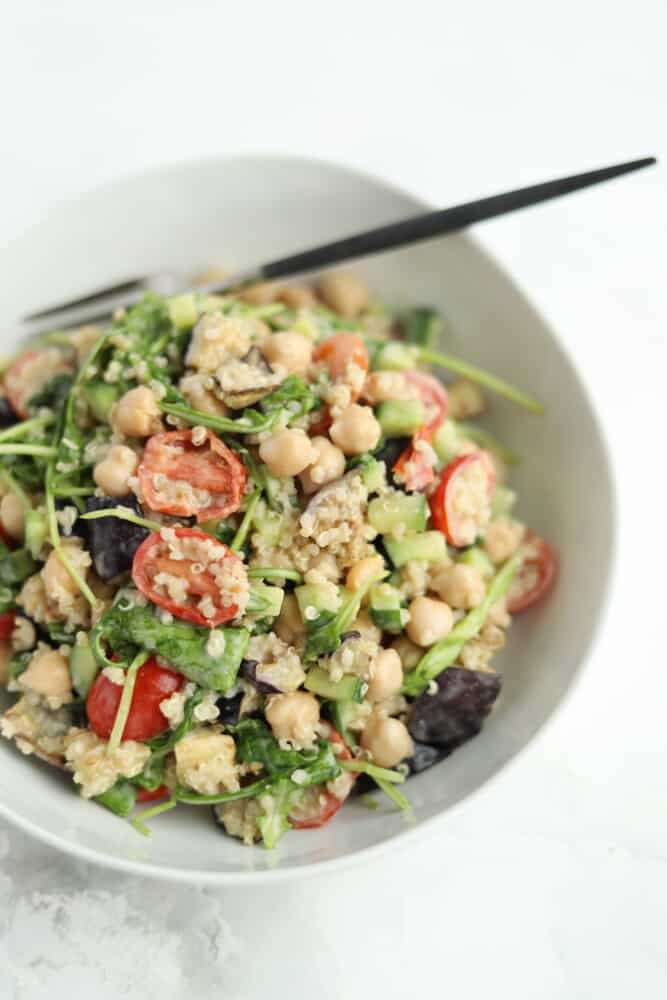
[408, 667, 501, 751]
[84, 494, 150, 581]
[0, 397, 18, 428]
[405, 741, 448, 775]
[216, 691, 244, 725]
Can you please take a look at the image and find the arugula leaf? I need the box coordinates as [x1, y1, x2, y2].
[95, 780, 137, 817]
[231, 718, 340, 785]
[145, 689, 204, 756]
[90, 600, 249, 692]
[27, 373, 74, 413]
[256, 777, 302, 850]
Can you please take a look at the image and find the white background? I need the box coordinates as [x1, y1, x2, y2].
[1, 1, 666, 997]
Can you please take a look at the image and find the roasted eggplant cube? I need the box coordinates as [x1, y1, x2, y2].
[84, 495, 150, 580]
[405, 740, 448, 775]
[216, 691, 245, 726]
[408, 667, 501, 752]
[0, 396, 18, 428]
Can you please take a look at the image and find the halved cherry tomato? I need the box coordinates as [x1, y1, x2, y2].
[86, 656, 183, 741]
[136, 785, 170, 802]
[4, 348, 72, 419]
[132, 527, 247, 627]
[290, 726, 356, 830]
[429, 450, 495, 547]
[313, 333, 369, 401]
[0, 611, 15, 641]
[138, 429, 247, 523]
[507, 532, 558, 613]
[393, 371, 448, 491]
[308, 406, 333, 437]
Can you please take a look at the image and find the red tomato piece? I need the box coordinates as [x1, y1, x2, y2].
[86, 656, 183, 741]
[313, 333, 369, 400]
[136, 785, 170, 803]
[429, 450, 495, 547]
[4, 348, 72, 419]
[393, 371, 448, 491]
[138, 429, 247, 523]
[290, 726, 356, 830]
[0, 611, 15, 640]
[507, 532, 558, 613]
[132, 527, 247, 627]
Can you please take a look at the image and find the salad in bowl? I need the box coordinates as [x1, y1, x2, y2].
[0, 269, 556, 849]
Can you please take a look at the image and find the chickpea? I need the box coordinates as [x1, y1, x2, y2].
[20, 647, 72, 703]
[366, 648, 403, 702]
[259, 429, 317, 478]
[483, 518, 525, 564]
[345, 556, 385, 599]
[265, 691, 320, 748]
[390, 635, 422, 670]
[447, 379, 486, 419]
[351, 610, 382, 644]
[70, 325, 102, 365]
[279, 285, 317, 309]
[192, 265, 228, 286]
[0, 639, 12, 685]
[318, 271, 369, 318]
[42, 544, 89, 601]
[239, 281, 282, 305]
[362, 371, 414, 405]
[361, 715, 413, 768]
[93, 445, 138, 497]
[261, 332, 313, 378]
[0, 493, 26, 542]
[298, 437, 346, 494]
[330, 404, 381, 455]
[274, 593, 305, 645]
[431, 563, 486, 610]
[406, 596, 454, 647]
[111, 386, 161, 438]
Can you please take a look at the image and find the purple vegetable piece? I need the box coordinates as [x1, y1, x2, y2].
[408, 667, 501, 751]
[406, 741, 447, 775]
[240, 659, 281, 695]
[84, 494, 149, 580]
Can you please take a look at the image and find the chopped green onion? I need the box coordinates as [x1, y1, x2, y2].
[107, 651, 149, 754]
[44, 463, 98, 609]
[230, 490, 260, 552]
[247, 567, 304, 583]
[375, 777, 411, 811]
[340, 759, 406, 784]
[418, 347, 544, 414]
[130, 797, 177, 837]
[80, 508, 162, 533]
[0, 444, 57, 457]
[174, 777, 275, 805]
[0, 414, 55, 444]
[360, 794, 380, 810]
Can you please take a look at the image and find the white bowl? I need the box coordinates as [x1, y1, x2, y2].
[0, 156, 615, 884]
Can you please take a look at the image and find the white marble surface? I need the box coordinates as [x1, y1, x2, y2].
[1, 1, 666, 996]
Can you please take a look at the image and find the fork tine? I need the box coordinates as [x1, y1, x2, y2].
[22, 287, 147, 336]
[23, 277, 148, 323]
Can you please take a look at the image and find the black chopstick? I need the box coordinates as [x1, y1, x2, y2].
[252, 157, 656, 283]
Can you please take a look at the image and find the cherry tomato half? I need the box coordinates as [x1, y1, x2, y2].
[138, 429, 247, 523]
[4, 348, 72, 419]
[136, 785, 170, 803]
[393, 371, 448, 491]
[86, 656, 183, 742]
[132, 527, 247, 627]
[313, 333, 369, 400]
[290, 726, 355, 830]
[0, 611, 15, 641]
[507, 532, 558, 613]
[429, 450, 495, 547]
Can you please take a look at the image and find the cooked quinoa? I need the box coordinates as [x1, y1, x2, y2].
[0, 270, 555, 848]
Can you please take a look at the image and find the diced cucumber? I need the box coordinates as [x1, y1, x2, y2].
[383, 531, 447, 567]
[491, 485, 517, 517]
[249, 498, 282, 546]
[0, 548, 37, 586]
[304, 667, 363, 702]
[457, 545, 495, 579]
[369, 582, 407, 633]
[70, 640, 99, 697]
[371, 341, 417, 371]
[401, 307, 442, 349]
[95, 780, 137, 817]
[368, 490, 427, 534]
[246, 582, 284, 619]
[24, 508, 47, 559]
[83, 381, 120, 422]
[295, 583, 341, 623]
[358, 457, 386, 495]
[329, 700, 360, 747]
[376, 399, 424, 438]
[432, 419, 462, 465]
[168, 293, 199, 330]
